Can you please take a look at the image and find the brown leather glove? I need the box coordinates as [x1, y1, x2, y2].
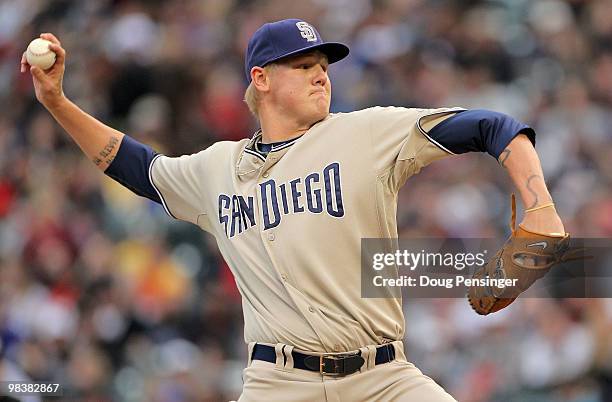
[467, 195, 580, 315]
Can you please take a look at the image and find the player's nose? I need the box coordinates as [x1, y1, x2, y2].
[312, 64, 328, 87]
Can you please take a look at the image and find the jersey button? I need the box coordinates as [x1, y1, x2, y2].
[267, 233, 275, 241]
[308, 306, 315, 313]
[280, 273, 287, 281]
[262, 172, 270, 178]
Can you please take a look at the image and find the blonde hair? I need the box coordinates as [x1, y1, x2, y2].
[244, 64, 276, 119]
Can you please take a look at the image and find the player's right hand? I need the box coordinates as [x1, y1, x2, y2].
[21, 33, 66, 109]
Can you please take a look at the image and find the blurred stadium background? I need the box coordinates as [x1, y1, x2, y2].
[1, 0, 611, 401]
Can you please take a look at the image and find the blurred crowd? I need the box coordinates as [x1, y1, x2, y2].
[0, 0, 611, 401]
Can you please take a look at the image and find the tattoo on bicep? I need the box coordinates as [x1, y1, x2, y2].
[526, 174, 541, 208]
[499, 149, 511, 168]
[94, 136, 119, 166]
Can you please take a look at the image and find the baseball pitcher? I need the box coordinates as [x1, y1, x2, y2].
[22, 19, 571, 402]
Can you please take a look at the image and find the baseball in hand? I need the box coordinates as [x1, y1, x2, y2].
[26, 38, 56, 70]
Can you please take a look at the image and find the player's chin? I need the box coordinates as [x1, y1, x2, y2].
[312, 98, 330, 117]
[311, 107, 329, 124]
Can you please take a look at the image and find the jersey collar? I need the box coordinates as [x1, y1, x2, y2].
[237, 131, 302, 176]
[236, 115, 331, 176]
[246, 130, 303, 151]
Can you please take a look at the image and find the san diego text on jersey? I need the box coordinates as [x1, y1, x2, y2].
[218, 162, 344, 238]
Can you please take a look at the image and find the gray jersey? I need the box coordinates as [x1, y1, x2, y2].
[150, 106, 462, 352]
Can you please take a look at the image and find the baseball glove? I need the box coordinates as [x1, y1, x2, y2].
[468, 194, 582, 315]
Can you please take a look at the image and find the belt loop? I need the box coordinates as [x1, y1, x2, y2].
[358, 346, 369, 372]
[366, 345, 377, 370]
[392, 341, 406, 362]
[274, 344, 285, 369]
[247, 342, 256, 366]
[284, 345, 295, 371]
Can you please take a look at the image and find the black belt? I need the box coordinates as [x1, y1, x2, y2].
[251, 343, 395, 376]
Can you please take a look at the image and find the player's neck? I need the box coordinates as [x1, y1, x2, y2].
[259, 106, 323, 143]
[259, 118, 309, 143]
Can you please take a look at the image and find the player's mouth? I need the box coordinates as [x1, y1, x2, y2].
[310, 89, 327, 96]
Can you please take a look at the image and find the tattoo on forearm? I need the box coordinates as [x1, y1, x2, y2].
[93, 136, 119, 166]
[499, 149, 511, 168]
[526, 174, 541, 208]
[106, 154, 116, 165]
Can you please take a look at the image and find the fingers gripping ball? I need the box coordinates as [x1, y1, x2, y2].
[26, 38, 56, 70]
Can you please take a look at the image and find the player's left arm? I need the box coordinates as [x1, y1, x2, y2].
[424, 109, 564, 235]
[497, 134, 564, 234]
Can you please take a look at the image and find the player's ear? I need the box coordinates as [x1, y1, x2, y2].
[251, 66, 271, 92]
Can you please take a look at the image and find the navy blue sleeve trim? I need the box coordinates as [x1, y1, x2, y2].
[425, 109, 536, 159]
[147, 154, 178, 219]
[104, 135, 162, 204]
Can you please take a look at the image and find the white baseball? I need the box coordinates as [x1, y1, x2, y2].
[26, 38, 56, 70]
